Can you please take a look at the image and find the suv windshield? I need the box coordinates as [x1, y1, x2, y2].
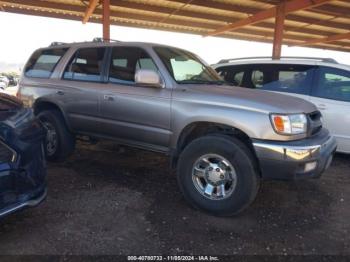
[154, 46, 225, 84]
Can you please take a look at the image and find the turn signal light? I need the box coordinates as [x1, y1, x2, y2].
[270, 114, 307, 135]
[273, 116, 285, 132]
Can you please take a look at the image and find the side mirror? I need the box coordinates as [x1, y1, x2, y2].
[135, 69, 163, 88]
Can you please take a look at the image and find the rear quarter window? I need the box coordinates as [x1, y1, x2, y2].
[25, 48, 68, 78]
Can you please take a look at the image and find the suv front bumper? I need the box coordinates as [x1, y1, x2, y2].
[252, 129, 337, 180]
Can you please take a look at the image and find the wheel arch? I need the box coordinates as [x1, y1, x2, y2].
[172, 121, 260, 171]
[33, 99, 72, 132]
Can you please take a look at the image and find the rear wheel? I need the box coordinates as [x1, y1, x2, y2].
[38, 110, 75, 161]
[177, 135, 260, 216]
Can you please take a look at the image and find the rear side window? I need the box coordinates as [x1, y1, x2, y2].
[25, 48, 68, 78]
[63, 48, 106, 82]
[108, 47, 158, 84]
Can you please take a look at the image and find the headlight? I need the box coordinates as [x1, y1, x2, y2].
[270, 113, 307, 135]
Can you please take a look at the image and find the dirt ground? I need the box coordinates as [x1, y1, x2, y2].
[0, 141, 349, 256]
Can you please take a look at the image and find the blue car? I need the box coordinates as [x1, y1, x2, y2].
[0, 93, 46, 218]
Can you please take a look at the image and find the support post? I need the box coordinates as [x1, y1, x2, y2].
[272, 2, 286, 59]
[102, 0, 110, 41]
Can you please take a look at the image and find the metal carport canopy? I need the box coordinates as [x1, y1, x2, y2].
[0, 0, 349, 59]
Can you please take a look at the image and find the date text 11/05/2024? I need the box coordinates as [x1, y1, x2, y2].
[127, 256, 219, 261]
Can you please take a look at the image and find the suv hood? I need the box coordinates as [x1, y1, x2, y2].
[181, 84, 317, 114]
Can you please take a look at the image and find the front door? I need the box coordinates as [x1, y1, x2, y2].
[99, 46, 172, 151]
[310, 66, 350, 153]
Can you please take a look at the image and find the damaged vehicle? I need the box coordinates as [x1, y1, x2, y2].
[18, 41, 337, 216]
[0, 93, 46, 218]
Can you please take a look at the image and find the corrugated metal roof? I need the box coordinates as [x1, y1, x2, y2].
[0, 0, 349, 52]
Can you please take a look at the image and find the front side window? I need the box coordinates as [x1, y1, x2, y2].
[109, 47, 158, 84]
[216, 66, 245, 86]
[63, 48, 106, 82]
[216, 67, 229, 80]
[251, 70, 264, 88]
[233, 71, 245, 86]
[25, 48, 68, 78]
[313, 67, 350, 102]
[251, 65, 314, 95]
[154, 47, 224, 84]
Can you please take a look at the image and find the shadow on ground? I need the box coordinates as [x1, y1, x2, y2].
[0, 141, 349, 255]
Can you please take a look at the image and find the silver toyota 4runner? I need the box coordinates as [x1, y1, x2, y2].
[18, 40, 337, 216]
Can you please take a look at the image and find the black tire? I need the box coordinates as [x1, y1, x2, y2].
[177, 135, 260, 216]
[38, 110, 75, 162]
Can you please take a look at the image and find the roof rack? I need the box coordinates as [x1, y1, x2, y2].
[92, 37, 121, 43]
[218, 56, 338, 64]
[50, 42, 67, 46]
[49, 38, 121, 47]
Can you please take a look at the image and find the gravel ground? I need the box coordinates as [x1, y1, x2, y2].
[0, 141, 349, 256]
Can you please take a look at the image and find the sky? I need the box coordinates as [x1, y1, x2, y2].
[0, 11, 350, 70]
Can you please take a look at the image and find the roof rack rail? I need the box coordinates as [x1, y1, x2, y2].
[218, 56, 338, 64]
[50, 42, 67, 47]
[49, 38, 121, 47]
[92, 37, 121, 43]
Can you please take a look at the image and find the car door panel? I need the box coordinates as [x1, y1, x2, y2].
[58, 47, 107, 134]
[56, 80, 101, 134]
[99, 84, 172, 148]
[310, 96, 350, 153]
[99, 46, 172, 150]
[310, 66, 350, 153]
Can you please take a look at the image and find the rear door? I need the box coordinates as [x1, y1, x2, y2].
[98, 46, 172, 151]
[58, 47, 107, 134]
[310, 66, 350, 153]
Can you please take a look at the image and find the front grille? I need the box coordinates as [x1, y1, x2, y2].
[0, 141, 16, 163]
[307, 111, 322, 136]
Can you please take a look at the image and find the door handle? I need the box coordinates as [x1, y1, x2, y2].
[104, 94, 116, 101]
[56, 90, 64, 95]
[318, 104, 327, 110]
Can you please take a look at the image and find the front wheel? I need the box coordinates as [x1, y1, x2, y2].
[177, 135, 260, 216]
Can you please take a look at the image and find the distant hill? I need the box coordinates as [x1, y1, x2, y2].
[0, 62, 23, 74]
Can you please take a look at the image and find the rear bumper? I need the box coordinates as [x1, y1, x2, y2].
[253, 129, 337, 180]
